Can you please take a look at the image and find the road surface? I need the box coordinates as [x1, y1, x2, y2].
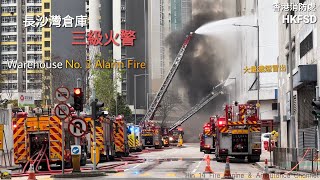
[11, 143, 318, 179]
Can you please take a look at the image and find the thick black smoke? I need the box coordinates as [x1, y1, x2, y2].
[166, 0, 231, 106]
[166, 0, 236, 142]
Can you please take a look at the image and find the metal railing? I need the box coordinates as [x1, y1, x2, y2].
[273, 147, 319, 173]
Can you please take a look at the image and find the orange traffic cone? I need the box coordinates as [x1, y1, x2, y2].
[222, 157, 233, 179]
[204, 155, 213, 173]
[262, 159, 270, 180]
[27, 160, 37, 180]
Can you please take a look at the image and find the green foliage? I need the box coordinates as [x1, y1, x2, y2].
[93, 56, 115, 108]
[109, 93, 132, 118]
[5, 99, 18, 107]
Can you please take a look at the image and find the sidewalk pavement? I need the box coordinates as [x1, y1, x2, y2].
[0, 165, 20, 171]
[255, 161, 316, 176]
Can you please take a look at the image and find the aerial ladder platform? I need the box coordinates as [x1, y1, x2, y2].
[141, 32, 194, 123]
[169, 81, 226, 132]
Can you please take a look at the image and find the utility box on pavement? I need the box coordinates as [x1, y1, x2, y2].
[71, 145, 81, 173]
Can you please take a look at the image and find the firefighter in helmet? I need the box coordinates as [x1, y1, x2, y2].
[271, 130, 279, 147]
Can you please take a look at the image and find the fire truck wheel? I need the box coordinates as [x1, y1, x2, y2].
[21, 163, 29, 170]
[200, 148, 203, 152]
[248, 156, 260, 162]
[65, 161, 72, 168]
[108, 155, 115, 161]
[236, 156, 246, 160]
[39, 162, 48, 171]
[124, 152, 129, 157]
[80, 157, 87, 166]
[204, 150, 210, 154]
[142, 146, 145, 150]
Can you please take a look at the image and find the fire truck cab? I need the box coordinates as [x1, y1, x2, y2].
[215, 103, 261, 162]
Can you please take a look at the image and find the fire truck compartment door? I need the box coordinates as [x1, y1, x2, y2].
[249, 131, 261, 153]
[204, 136, 214, 149]
[219, 133, 232, 150]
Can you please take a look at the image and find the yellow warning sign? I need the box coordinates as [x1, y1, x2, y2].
[91, 146, 100, 165]
[0, 125, 4, 150]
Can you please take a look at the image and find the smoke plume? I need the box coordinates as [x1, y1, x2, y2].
[166, 0, 233, 106]
[166, 0, 239, 142]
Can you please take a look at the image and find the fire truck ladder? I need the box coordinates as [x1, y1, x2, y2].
[169, 81, 226, 132]
[142, 32, 194, 122]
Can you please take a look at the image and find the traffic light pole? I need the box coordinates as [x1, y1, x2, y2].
[91, 100, 97, 171]
[316, 86, 320, 151]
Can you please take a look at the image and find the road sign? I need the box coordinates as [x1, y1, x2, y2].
[68, 118, 88, 137]
[54, 103, 71, 120]
[55, 87, 70, 102]
[18, 93, 34, 105]
[71, 145, 81, 155]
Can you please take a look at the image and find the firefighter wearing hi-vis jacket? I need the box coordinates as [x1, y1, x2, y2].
[271, 130, 279, 147]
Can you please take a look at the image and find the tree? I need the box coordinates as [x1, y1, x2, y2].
[51, 47, 87, 106]
[109, 93, 132, 119]
[157, 91, 182, 127]
[93, 54, 115, 109]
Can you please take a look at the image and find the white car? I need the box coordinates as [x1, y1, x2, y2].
[261, 133, 271, 143]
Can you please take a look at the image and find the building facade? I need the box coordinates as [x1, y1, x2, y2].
[86, 0, 148, 121]
[278, 0, 319, 149]
[237, 0, 279, 133]
[0, 0, 52, 106]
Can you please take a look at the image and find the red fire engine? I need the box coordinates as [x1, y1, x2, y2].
[215, 103, 261, 162]
[200, 117, 215, 154]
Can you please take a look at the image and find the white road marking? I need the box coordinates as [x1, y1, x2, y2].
[124, 163, 143, 171]
[192, 160, 202, 173]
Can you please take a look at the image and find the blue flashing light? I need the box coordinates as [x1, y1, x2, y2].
[134, 127, 140, 133]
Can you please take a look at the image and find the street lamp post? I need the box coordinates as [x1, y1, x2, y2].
[229, 78, 237, 101]
[233, 23, 260, 115]
[134, 74, 149, 125]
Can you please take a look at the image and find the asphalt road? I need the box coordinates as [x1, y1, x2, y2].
[108, 143, 263, 179]
[11, 143, 319, 179]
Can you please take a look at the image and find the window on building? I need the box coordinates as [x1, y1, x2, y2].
[44, 31, 50, 38]
[272, 103, 278, 110]
[1, 6, 16, 13]
[44, 41, 50, 47]
[45, 51, 50, 57]
[28, 83, 41, 90]
[300, 31, 313, 58]
[44, 12, 50, 17]
[7, 74, 17, 80]
[44, 3, 50, 9]
[299, 0, 306, 3]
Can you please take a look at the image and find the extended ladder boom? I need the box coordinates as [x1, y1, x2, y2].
[142, 32, 194, 122]
[169, 81, 226, 132]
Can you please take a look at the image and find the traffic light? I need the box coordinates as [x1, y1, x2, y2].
[73, 88, 83, 111]
[312, 99, 320, 121]
[91, 99, 104, 120]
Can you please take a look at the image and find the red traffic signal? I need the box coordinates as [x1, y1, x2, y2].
[74, 88, 81, 95]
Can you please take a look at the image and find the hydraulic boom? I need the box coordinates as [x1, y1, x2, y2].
[142, 32, 194, 123]
[169, 81, 226, 132]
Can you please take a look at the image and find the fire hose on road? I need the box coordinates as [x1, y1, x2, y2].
[12, 152, 145, 177]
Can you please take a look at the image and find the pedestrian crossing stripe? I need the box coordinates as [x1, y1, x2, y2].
[140, 172, 151, 176]
[166, 173, 176, 177]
